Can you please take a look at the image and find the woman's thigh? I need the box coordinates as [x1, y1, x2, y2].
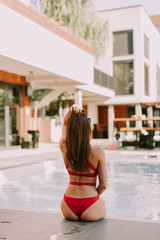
[80, 198, 106, 222]
[61, 199, 79, 221]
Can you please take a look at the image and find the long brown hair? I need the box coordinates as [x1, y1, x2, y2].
[64, 110, 91, 172]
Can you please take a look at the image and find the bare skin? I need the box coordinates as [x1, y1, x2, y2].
[59, 105, 107, 221]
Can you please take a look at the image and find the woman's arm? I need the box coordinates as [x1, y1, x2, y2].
[59, 124, 66, 153]
[59, 104, 83, 153]
[96, 146, 107, 195]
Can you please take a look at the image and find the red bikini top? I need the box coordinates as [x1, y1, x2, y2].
[65, 160, 98, 186]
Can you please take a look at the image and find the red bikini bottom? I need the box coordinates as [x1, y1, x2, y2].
[63, 194, 99, 217]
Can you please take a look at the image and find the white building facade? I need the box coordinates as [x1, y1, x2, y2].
[2, 1, 160, 146]
[92, 6, 160, 141]
[0, 0, 114, 147]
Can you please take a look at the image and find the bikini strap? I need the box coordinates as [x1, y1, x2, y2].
[65, 161, 69, 169]
[87, 160, 97, 172]
[65, 160, 97, 176]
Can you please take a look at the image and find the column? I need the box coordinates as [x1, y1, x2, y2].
[88, 103, 98, 124]
[75, 90, 82, 108]
[39, 107, 46, 143]
[59, 101, 63, 127]
[135, 103, 142, 128]
[63, 101, 69, 118]
[108, 104, 115, 142]
[40, 107, 46, 119]
[147, 106, 153, 128]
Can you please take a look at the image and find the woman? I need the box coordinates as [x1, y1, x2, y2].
[59, 104, 107, 221]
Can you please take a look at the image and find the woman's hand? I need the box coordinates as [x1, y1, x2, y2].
[70, 104, 84, 113]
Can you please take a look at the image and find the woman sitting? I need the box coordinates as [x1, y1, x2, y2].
[59, 104, 107, 221]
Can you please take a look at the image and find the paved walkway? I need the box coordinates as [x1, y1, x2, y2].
[0, 140, 160, 169]
[0, 143, 61, 169]
[0, 208, 160, 240]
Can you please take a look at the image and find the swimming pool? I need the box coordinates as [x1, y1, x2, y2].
[0, 151, 160, 221]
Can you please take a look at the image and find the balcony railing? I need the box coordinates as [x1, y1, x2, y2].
[94, 68, 114, 90]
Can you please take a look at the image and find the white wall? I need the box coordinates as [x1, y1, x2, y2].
[0, 3, 93, 85]
[94, 22, 113, 77]
[141, 8, 160, 101]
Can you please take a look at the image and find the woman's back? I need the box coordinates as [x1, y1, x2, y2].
[59, 104, 107, 221]
[64, 145, 105, 198]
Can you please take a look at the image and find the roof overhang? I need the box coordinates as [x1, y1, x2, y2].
[76, 84, 115, 102]
[0, 0, 93, 86]
[0, 55, 83, 88]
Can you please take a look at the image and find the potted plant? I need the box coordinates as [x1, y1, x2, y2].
[22, 133, 32, 148]
[114, 127, 121, 148]
[28, 130, 39, 148]
[12, 133, 20, 146]
[115, 131, 120, 141]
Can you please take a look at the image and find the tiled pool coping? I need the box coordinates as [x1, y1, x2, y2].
[0, 208, 160, 240]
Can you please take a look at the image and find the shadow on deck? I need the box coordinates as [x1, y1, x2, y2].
[0, 208, 160, 240]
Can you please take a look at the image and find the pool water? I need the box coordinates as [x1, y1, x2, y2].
[106, 161, 160, 220]
[0, 152, 160, 221]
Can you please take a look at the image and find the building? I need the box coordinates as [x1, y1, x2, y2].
[2, 2, 159, 147]
[91, 5, 160, 141]
[0, 0, 114, 148]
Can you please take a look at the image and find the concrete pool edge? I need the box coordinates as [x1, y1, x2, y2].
[1, 206, 160, 224]
[0, 208, 160, 240]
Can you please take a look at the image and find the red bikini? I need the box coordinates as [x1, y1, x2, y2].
[66, 159, 98, 186]
[64, 195, 99, 217]
[64, 160, 99, 217]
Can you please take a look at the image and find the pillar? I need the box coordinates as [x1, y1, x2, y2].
[75, 90, 82, 108]
[87, 103, 98, 124]
[108, 104, 115, 142]
[147, 106, 153, 128]
[135, 103, 142, 128]
[63, 101, 69, 118]
[40, 107, 46, 119]
[59, 101, 63, 127]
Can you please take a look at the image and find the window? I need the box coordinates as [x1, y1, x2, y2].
[144, 34, 149, 59]
[144, 64, 149, 96]
[0, 83, 22, 147]
[113, 61, 134, 95]
[113, 30, 133, 56]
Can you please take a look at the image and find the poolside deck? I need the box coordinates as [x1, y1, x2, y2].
[0, 208, 160, 240]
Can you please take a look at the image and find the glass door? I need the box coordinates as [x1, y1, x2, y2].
[8, 86, 20, 146]
[0, 84, 5, 146]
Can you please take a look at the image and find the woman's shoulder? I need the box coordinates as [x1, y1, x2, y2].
[91, 145, 106, 162]
[91, 145, 104, 153]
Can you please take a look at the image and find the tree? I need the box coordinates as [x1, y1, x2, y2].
[41, 0, 108, 58]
